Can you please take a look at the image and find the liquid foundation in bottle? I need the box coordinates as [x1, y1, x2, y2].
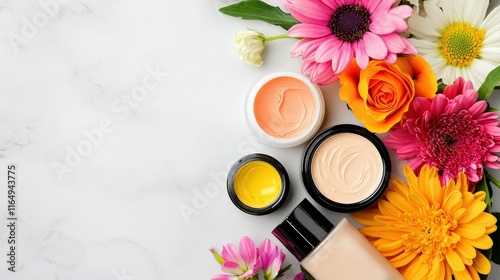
[272, 199, 404, 280]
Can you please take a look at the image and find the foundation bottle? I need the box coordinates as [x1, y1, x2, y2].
[272, 199, 404, 280]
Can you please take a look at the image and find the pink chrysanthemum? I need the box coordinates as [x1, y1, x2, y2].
[282, 0, 417, 84]
[384, 77, 500, 185]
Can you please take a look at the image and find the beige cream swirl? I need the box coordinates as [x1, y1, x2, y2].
[311, 133, 383, 203]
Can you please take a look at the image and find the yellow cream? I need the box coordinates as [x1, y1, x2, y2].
[253, 76, 317, 139]
[234, 160, 282, 208]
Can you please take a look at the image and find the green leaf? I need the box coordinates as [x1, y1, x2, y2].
[477, 174, 492, 213]
[478, 65, 500, 100]
[491, 212, 500, 265]
[437, 80, 447, 93]
[209, 248, 225, 265]
[300, 265, 316, 280]
[486, 105, 499, 112]
[274, 264, 292, 280]
[219, 0, 299, 30]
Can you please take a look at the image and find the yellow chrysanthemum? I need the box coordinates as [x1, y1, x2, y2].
[352, 164, 497, 280]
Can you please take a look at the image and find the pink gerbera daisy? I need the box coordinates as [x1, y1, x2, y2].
[384, 77, 500, 185]
[282, 0, 417, 84]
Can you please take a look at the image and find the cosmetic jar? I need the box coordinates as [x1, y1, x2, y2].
[227, 153, 289, 215]
[301, 124, 391, 212]
[272, 199, 404, 280]
[246, 72, 325, 148]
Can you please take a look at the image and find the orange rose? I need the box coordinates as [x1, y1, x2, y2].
[339, 56, 437, 133]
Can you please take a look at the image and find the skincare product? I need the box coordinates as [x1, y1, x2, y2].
[301, 124, 391, 212]
[227, 153, 289, 215]
[246, 72, 325, 148]
[272, 199, 404, 280]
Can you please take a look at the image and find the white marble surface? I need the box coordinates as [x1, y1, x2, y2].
[0, 0, 499, 279]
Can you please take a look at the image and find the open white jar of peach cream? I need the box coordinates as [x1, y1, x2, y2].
[246, 72, 325, 148]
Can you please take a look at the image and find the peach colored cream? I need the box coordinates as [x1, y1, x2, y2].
[301, 218, 405, 280]
[311, 133, 383, 203]
[254, 76, 317, 139]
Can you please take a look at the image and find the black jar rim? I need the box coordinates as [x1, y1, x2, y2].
[227, 153, 290, 215]
[301, 124, 391, 213]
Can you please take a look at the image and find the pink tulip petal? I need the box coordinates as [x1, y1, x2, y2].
[259, 239, 275, 269]
[211, 274, 238, 280]
[265, 257, 284, 279]
[221, 261, 244, 275]
[221, 244, 244, 267]
[239, 236, 257, 268]
[239, 258, 261, 278]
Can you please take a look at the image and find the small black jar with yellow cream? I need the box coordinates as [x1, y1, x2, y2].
[227, 153, 289, 215]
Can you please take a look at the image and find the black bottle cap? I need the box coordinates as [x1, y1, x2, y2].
[272, 198, 334, 261]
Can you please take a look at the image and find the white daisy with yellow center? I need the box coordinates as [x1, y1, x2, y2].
[408, 0, 500, 89]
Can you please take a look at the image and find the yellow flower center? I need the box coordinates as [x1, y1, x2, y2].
[439, 22, 485, 68]
[402, 205, 458, 264]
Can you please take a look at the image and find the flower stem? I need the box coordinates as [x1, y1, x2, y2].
[480, 173, 493, 213]
[486, 172, 500, 190]
[264, 34, 290, 43]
